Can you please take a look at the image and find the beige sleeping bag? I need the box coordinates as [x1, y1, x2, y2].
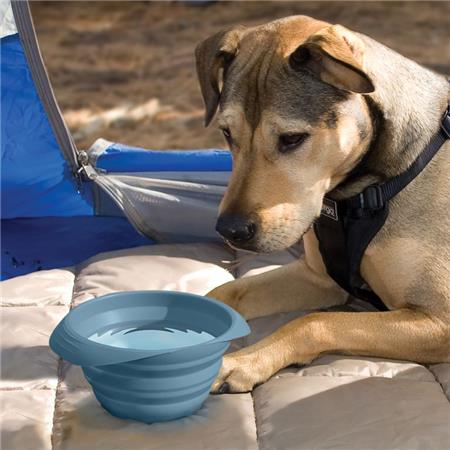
[1, 243, 449, 450]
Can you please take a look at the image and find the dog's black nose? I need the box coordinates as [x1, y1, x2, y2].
[216, 214, 256, 244]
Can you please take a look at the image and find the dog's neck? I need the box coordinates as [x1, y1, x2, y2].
[334, 34, 449, 198]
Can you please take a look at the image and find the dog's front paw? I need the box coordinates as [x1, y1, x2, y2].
[210, 352, 273, 394]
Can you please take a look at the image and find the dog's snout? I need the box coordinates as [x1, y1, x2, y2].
[216, 214, 256, 244]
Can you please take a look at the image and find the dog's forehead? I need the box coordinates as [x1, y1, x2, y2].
[219, 16, 343, 130]
[260, 15, 330, 55]
[228, 15, 329, 63]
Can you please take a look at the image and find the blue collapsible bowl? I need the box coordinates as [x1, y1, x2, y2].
[49, 290, 250, 423]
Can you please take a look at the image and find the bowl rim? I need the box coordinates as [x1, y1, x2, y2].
[50, 290, 250, 366]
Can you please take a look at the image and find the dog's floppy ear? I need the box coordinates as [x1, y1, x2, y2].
[289, 25, 374, 94]
[195, 26, 246, 126]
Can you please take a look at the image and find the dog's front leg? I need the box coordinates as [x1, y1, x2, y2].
[207, 256, 347, 320]
[212, 309, 449, 393]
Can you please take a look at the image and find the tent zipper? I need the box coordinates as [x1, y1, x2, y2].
[77, 151, 98, 181]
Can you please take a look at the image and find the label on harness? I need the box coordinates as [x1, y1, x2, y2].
[321, 198, 339, 221]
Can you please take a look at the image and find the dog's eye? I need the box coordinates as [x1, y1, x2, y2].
[221, 128, 233, 145]
[222, 128, 231, 139]
[278, 133, 310, 154]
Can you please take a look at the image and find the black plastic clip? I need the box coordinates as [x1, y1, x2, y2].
[359, 184, 384, 211]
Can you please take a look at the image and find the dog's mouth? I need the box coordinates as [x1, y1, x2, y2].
[220, 221, 314, 254]
[222, 238, 260, 254]
[222, 237, 259, 253]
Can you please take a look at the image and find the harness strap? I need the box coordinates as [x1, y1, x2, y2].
[316, 100, 450, 310]
[347, 101, 450, 212]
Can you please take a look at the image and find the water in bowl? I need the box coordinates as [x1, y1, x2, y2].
[88, 321, 215, 350]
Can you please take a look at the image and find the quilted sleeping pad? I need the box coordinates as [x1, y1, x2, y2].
[1, 242, 450, 450]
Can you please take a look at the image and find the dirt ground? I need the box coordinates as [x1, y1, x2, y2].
[31, 1, 450, 151]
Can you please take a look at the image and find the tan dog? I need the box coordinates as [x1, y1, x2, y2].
[195, 15, 450, 393]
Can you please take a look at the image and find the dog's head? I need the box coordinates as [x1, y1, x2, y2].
[195, 16, 375, 252]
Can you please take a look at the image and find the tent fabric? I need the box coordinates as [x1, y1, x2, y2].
[93, 172, 226, 242]
[1, 32, 93, 218]
[1, 0, 233, 280]
[10, 0, 80, 170]
[91, 139, 232, 173]
[0, 216, 150, 280]
[88, 139, 231, 242]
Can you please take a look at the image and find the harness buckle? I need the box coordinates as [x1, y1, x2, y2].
[441, 101, 450, 139]
[360, 184, 384, 210]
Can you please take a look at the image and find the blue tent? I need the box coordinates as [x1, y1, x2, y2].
[1, 0, 231, 280]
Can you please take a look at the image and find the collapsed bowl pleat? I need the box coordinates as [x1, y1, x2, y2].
[82, 342, 228, 422]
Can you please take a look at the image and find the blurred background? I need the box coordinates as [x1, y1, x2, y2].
[31, 1, 450, 151]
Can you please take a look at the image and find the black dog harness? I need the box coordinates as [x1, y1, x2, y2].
[314, 101, 450, 310]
